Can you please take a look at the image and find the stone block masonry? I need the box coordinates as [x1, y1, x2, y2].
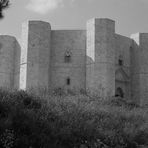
[0, 18, 148, 106]
[20, 21, 51, 89]
[0, 35, 20, 88]
[86, 18, 115, 97]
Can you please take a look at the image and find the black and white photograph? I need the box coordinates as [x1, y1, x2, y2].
[0, 0, 148, 147]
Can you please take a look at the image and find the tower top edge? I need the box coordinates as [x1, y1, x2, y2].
[87, 18, 115, 23]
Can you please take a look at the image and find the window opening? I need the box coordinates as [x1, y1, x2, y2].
[118, 59, 123, 66]
[66, 78, 70, 85]
[65, 50, 71, 63]
[65, 55, 71, 63]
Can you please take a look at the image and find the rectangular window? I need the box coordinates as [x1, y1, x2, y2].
[65, 55, 71, 63]
[66, 78, 70, 85]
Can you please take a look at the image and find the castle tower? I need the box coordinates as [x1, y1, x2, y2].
[86, 18, 115, 97]
[0, 36, 20, 88]
[131, 33, 148, 105]
[20, 21, 51, 90]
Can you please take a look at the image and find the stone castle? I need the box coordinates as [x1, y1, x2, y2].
[0, 18, 147, 105]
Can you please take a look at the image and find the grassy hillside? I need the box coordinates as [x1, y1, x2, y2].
[0, 88, 148, 148]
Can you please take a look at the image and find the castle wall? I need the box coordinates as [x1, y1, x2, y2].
[20, 21, 51, 89]
[2, 17, 147, 106]
[86, 19, 95, 91]
[86, 18, 115, 97]
[131, 33, 148, 106]
[130, 33, 140, 104]
[20, 22, 28, 89]
[14, 39, 21, 89]
[138, 33, 148, 105]
[115, 34, 132, 98]
[0, 36, 20, 88]
[51, 30, 86, 90]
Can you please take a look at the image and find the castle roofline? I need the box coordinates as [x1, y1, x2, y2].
[130, 32, 148, 37]
[87, 18, 115, 23]
[28, 20, 50, 24]
[22, 20, 51, 27]
[0, 35, 17, 40]
[0, 34, 15, 38]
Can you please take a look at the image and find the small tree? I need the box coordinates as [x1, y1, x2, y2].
[0, 0, 9, 19]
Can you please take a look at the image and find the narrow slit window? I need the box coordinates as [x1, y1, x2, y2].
[65, 55, 71, 63]
[66, 78, 70, 85]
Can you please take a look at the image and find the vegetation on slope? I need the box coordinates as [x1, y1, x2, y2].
[0, 88, 148, 148]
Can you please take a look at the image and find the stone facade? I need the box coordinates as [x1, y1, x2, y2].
[86, 18, 115, 97]
[0, 35, 20, 89]
[1, 18, 148, 105]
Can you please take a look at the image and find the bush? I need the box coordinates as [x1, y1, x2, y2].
[0, 88, 148, 148]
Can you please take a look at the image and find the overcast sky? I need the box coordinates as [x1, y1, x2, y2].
[0, 0, 148, 42]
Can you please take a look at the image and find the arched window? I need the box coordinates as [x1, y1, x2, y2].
[118, 59, 123, 66]
[65, 50, 71, 63]
[66, 77, 71, 85]
[115, 87, 124, 98]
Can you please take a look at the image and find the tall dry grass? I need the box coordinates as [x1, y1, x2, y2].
[0, 87, 147, 148]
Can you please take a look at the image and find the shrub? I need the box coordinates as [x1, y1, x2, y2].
[0, 88, 147, 148]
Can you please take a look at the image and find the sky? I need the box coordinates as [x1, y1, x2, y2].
[0, 0, 148, 43]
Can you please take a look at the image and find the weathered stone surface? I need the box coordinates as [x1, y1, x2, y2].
[86, 18, 115, 97]
[115, 34, 132, 99]
[20, 21, 51, 89]
[51, 30, 86, 90]
[131, 33, 148, 106]
[0, 35, 20, 88]
[1, 18, 148, 105]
